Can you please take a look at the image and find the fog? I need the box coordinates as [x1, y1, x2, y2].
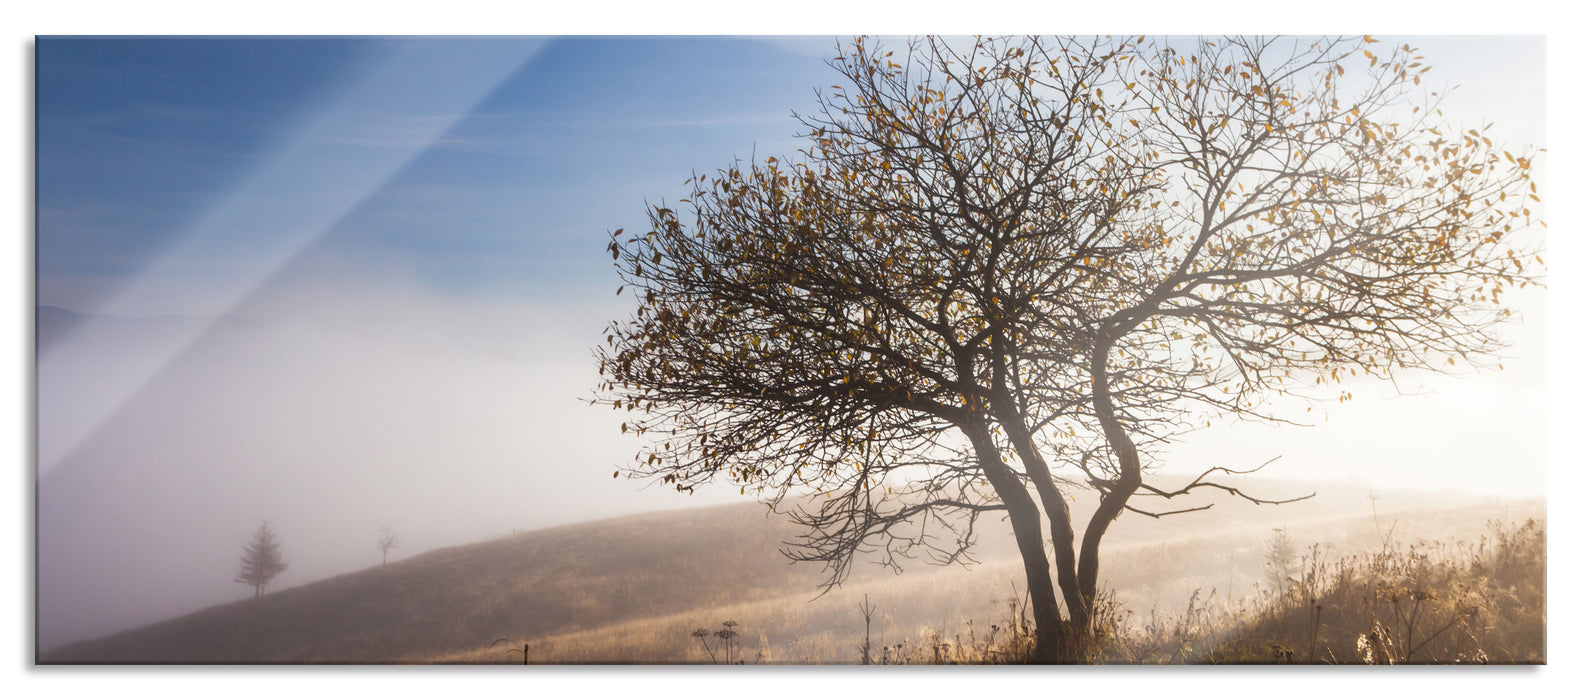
[36, 273, 745, 650]
[36, 271, 1545, 651]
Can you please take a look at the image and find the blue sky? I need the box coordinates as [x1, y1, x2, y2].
[38, 37, 834, 314]
[38, 39, 377, 289]
[36, 36, 1547, 315]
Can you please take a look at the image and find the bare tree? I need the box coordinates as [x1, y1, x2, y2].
[596, 35, 1541, 662]
[236, 521, 288, 598]
[377, 526, 399, 565]
[858, 593, 877, 664]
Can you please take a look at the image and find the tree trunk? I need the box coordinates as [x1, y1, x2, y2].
[1081, 339, 1143, 617]
[986, 331, 1088, 634]
[963, 422, 1067, 662]
[1017, 444, 1088, 635]
[988, 393, 1087, 632]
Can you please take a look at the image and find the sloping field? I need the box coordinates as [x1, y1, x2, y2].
[40, 480, 1542, 664]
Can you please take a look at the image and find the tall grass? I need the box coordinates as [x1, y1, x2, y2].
[824, 516, 1544, 666]
[1094, 518, 1546, 664]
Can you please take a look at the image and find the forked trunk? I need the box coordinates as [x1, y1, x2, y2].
[985, 333, 1089, 636]
[991, 407, 1088, 633]
[996, 476, 1067, 662]
[964, 422, 1068, 662]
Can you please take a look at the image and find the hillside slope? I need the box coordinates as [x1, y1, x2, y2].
[41, 502, 815, 663]
[39, 485, 1542, 664]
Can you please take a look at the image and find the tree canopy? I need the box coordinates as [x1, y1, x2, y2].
[236, 521, 288, 598]
[595, 35, 1542, 661]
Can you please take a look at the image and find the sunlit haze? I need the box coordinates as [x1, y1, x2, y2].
[35, 35, 1545, 652]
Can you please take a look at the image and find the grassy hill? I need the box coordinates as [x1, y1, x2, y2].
[39, 484, 1544, 664]
[41, 502, 816, 663]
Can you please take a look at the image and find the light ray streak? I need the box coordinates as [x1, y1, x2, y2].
[38, 38, 549, 474]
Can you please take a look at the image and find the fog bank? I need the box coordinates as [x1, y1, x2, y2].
[37, 277, 741, 650]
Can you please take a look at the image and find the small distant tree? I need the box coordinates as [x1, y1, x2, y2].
[236, 521, 288, 598]
[1263, 528, 1299, 594]
[377, 526, 400, 565]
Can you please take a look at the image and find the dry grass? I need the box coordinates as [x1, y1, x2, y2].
[432, 499, 1543, 665]
[39, 484, 1543, 665]
[1181, 517, 1547, 664]
[426, 560, 1042, 664]
[41, 502, 820, 662]
[1060, 510, 1547, 665]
